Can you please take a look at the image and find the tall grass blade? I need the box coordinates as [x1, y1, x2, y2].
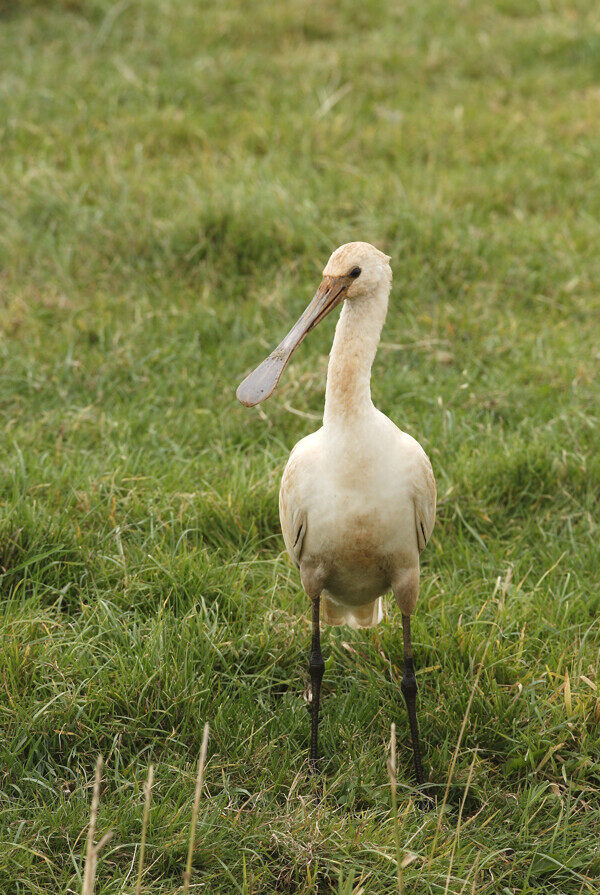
[81, 755, 113, 895]
[183, 722, 210, 894]
[429, 638, 490, 866]
[443, 748, 478, 895]
[135, 763, 154, 895]
[387, 723, 403, 895]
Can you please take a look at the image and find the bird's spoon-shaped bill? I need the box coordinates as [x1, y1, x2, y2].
[236, 275, 351, 407]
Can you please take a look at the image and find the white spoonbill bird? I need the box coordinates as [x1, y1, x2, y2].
[236, 242, 436, 784]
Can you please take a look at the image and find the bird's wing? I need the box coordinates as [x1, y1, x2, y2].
[414, 452, 437, 553]
[280, 497, 307, 568]
[279, 434, 320, 567]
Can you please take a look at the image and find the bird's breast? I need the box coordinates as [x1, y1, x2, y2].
[280, 418, 425, 606]
[302, 486, 414, 606]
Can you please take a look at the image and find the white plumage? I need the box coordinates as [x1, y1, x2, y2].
[237, 240, 436, 781]
[278, 242, 436, 628]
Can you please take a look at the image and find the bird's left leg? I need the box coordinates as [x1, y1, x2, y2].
[309, 595, 325, 772]
[401, 613, 425, 787]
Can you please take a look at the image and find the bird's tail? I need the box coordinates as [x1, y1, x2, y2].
[322, 593, 383, 629]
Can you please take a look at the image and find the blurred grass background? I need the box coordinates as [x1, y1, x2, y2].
[1, 0, 599, 892]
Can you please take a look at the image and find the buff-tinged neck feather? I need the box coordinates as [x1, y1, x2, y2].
[323, 278, 390, 426]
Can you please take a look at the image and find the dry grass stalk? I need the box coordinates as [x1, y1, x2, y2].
[81, 755, 113, 895]
[135, 763, 154, 895]
[470, 853, 480, 894]
[183, 722, 210, 894]
[429, 638, 491, 867]
[387, 723, 403, 895]
[443, 748, 478, 895]
[456, 852, 480, 895]
[564, 668, 572, 714]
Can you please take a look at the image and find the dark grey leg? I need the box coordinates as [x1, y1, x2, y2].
[400, 614, 425, 786]
[309, 596, 324, 772]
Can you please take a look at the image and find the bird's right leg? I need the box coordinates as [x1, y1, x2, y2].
[309, 595, 325, 772]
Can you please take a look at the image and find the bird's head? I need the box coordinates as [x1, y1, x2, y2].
[322, 241, 392, 302]
[236, 241, 391, 407]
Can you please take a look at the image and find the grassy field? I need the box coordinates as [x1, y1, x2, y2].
[1, 0, 600, 891]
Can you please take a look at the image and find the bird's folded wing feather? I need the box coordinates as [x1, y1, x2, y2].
[279, 466, 307, 568]
[279, 491, 307, 567]
[279, 433, 321, 567]
[414, 453, 437, 552]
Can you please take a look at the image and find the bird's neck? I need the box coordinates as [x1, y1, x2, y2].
[324, 279, 390, 427]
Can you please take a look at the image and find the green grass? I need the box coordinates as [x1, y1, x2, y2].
[1, 0, 600, 891]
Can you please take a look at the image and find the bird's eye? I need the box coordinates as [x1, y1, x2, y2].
[349, 267, 361, 278]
